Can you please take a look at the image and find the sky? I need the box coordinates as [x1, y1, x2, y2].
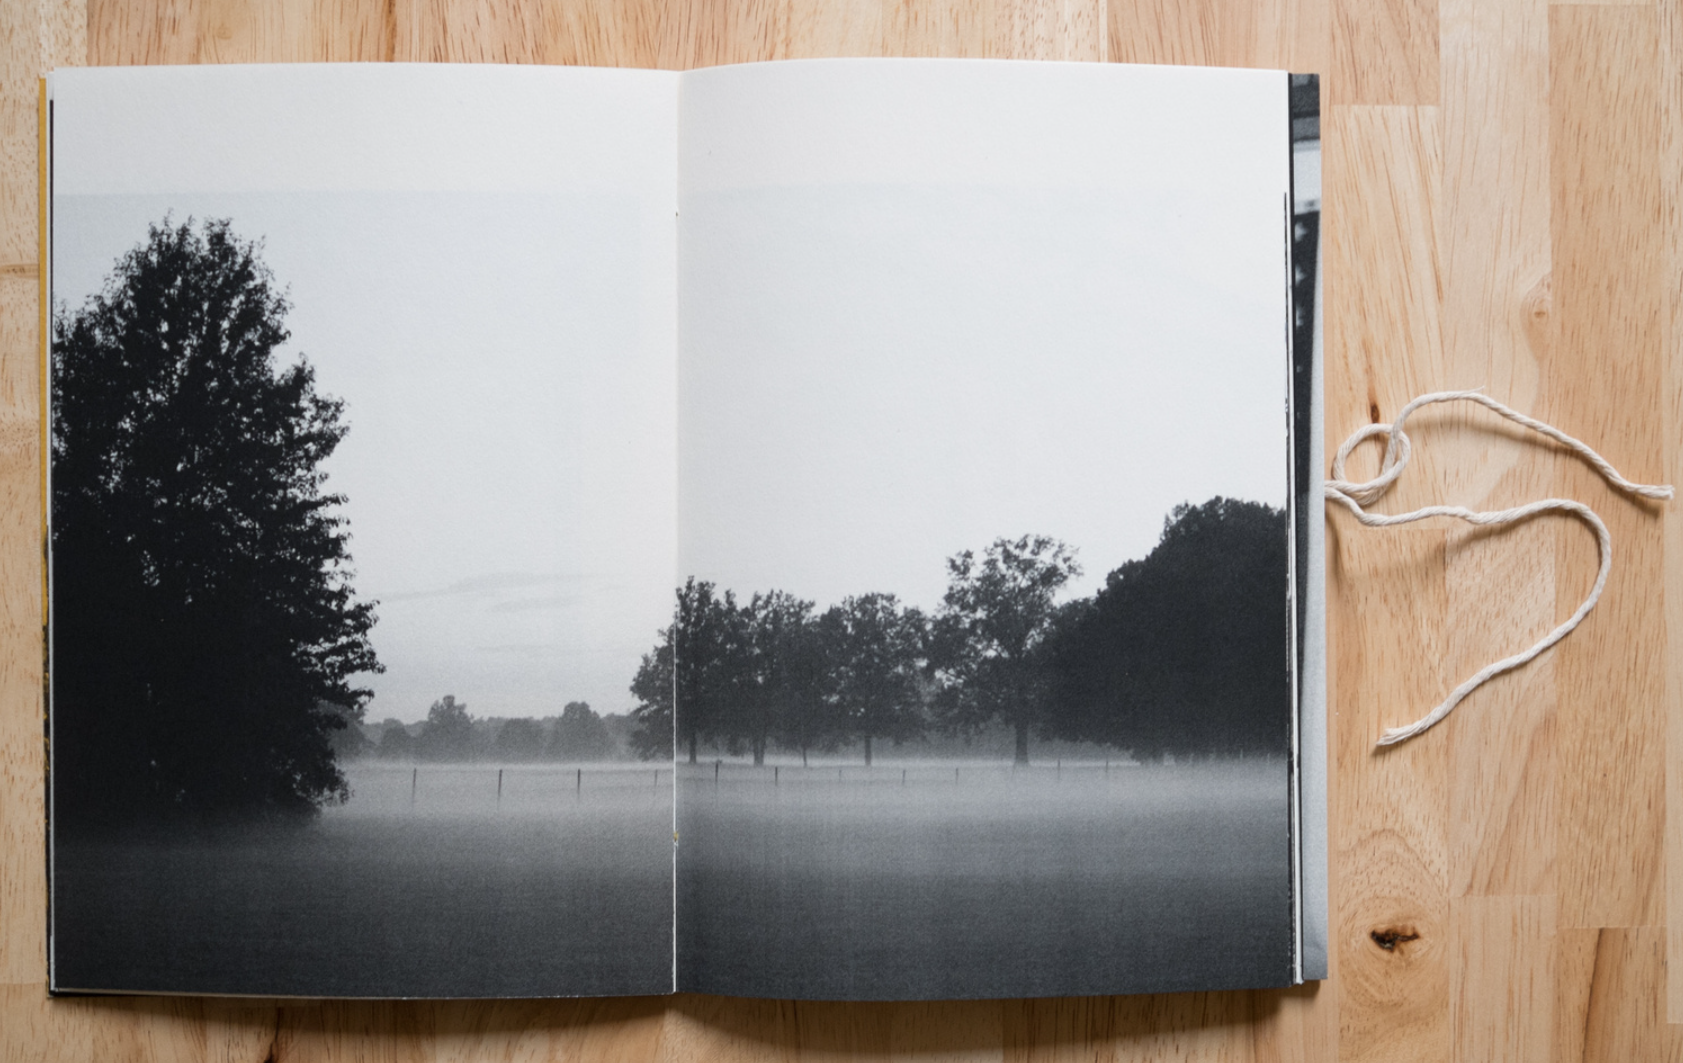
[54, 191, 678, 723]
[48, 61, 1293, 724]
[678, 61, 1292, 612]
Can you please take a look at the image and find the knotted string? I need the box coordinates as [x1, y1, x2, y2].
[1324, 390, 1673, 747]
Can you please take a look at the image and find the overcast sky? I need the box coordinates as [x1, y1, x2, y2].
[678, 62, 1291, 612]
[49, 62, 1292, 724]
[55, 191, 677, 723]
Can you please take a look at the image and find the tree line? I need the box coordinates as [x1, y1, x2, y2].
[628, 498, 1290, 767]
[341, 696, 631, 763]
[48, 217, 1291, 823]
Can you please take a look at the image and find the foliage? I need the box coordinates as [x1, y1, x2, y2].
[652, 579, 748, 762]
[825, 594, 928, 765]
[726, 591, 829, 765]
[1045, 498, 1289, 758]
[628, 634, 675, 761]
[492, 716, 545, 761]
[550, 701, 616, 761]
[376, 719, 417, 760]
[932, 535, 1081, 764]
[51, 217, 381, 822]
[415, 696, 475, 761]
[630, 506, 1288, 765]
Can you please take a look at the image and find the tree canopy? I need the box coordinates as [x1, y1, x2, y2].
[1045, 498, 1289, 758]
[826, 594, 927, 766]
[51, 217, 380, 823]
[551, 700, 616, 761]
[632, 506, 1289, 766]
[932, 535, 1081, 764]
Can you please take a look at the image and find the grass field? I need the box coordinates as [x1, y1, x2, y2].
[51, 763, 673, 998]
[676, 758, 1293, 999]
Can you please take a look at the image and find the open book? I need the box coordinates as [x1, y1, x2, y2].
[44, 60, 1325, 1001]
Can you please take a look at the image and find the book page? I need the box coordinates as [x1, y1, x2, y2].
[676, 59, 1296, 999]
[47, 64, 678, 998]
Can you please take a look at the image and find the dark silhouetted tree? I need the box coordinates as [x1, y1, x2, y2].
[933, 535, 1080, 765]
[828, 594, 928, 766]
[634, 578, 747, 763]
[1045, 497, 1289, 758]
[764, 595, 841, 766]
[51, 217, 380, 822]
[550, 700, 615, 760]
[628, 634, 675, 761]
[723, 590, 824, 766]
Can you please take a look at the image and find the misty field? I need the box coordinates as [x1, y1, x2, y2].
[676, 757, 1292, 999]
[52, 763, 672, 997]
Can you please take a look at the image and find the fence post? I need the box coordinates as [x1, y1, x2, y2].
[714, 760, 720, 790]
[902, 769, 907, 787]
[774, 766, 779, 786]
[955, 767, 960, 784]
[411, 766, 417, 806]
[497, 768, 503, 805]
[576, 767, 582, 798]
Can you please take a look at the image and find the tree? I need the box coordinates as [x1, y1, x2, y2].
[628, 635, 675, 761]
[326, 704, 373, 760]
[1045, 498, 1289, 759]
[550, 701, 616, 761]
[725, 590, 824, 766]
[376, 719, 417, 760]
[632, 578, 748, 763]
[827, 594, 928, 766]
[417, 695, 474, 761]
[933, 535, 1080, 765]
[51, 217, 380, 823]
[492, 717, 545, 761]
[764, 596, 842, 766]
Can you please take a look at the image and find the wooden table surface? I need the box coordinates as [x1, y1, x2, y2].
[3, 0, 1680, 1059]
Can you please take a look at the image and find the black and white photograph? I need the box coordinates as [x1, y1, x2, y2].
[46, 60, 1316, 1003]
[670, 62, 1300, 1000]
[47, 67, 681, 998]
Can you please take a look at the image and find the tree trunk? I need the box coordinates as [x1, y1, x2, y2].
[687, 730, 697, 764]
[864, 735, 873, 766]
[1014, 720, 1030, 765]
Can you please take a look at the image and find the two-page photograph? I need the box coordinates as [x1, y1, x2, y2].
[44, 60, 1323, 1001]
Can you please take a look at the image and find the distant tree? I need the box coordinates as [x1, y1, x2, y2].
[492, 717, 545, 762]
[550, 701, 616, 761]
[417, 695, 474, 761]
[50, 217, 380, 823]
[377, 719, 416, 760]
[1045, 498, 1289, 758]
[933, 535, 1080, 765]
[828, 594, 928, 766]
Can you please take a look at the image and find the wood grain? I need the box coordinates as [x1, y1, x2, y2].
[5, 0, 1683, 1058]
[1548, 2, 1668, 933]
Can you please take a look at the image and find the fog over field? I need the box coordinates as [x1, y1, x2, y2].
[53, 763, 673, 998]
[677, 757, 1292, 999]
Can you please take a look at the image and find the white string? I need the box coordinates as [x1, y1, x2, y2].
[1324, 389, 1673, 747]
